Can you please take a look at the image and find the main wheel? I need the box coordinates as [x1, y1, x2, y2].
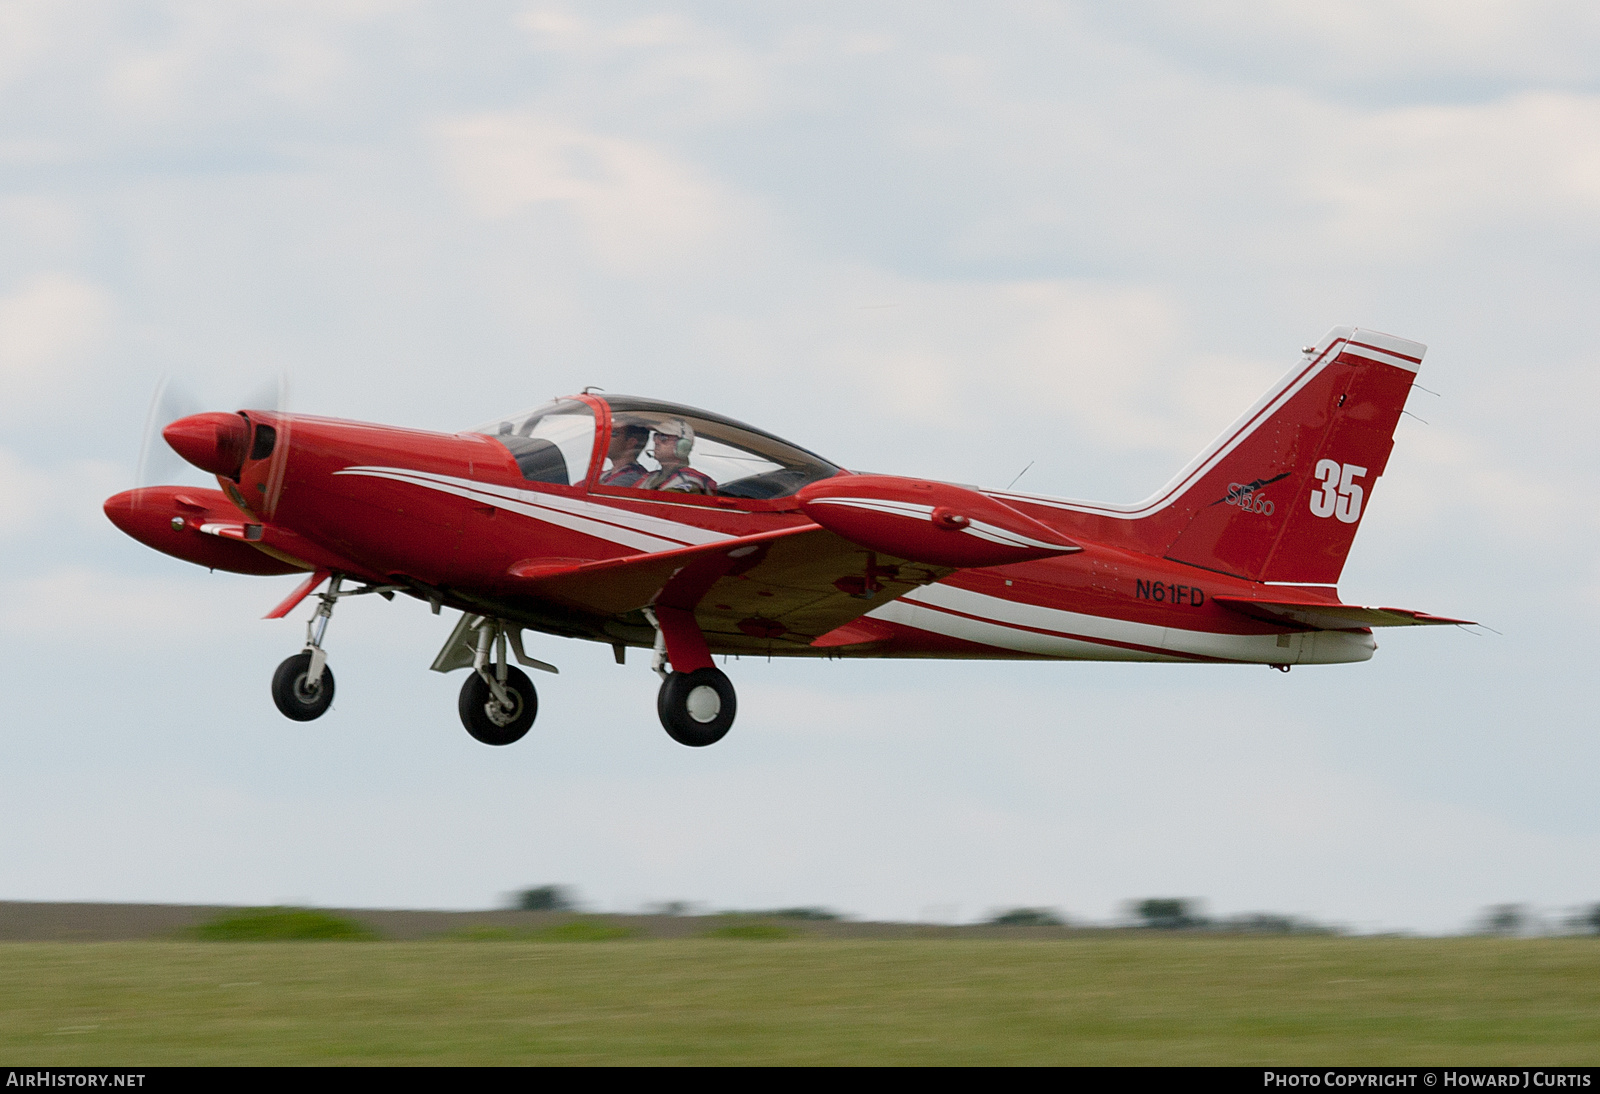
[458, 666, 537, 745]
[272, 652, 335, 722]
[657, 667, 736, 747]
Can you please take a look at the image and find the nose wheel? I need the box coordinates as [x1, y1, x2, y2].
[271, 574, 345, 722]
[657, 667, 736, 747]
[272, 651, 336, 721]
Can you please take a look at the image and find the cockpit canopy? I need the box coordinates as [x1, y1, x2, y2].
[473, 395, 842, 500]
[473, 399, 597, 487]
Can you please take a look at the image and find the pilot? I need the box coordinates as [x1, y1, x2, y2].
[599, 421, 651, 487]
[639, 418, 716, 494]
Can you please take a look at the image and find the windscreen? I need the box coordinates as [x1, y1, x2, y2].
[473, 400, 597, 486]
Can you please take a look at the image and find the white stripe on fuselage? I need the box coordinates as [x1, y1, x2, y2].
[803, 496, 1071, 552]
[333, 466, 733, 553]
[333, 468, 1373, 665]
[867, 581, 1375, 665]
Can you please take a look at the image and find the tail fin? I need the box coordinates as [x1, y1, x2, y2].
[1154, 326, 1424, 584]
[1004, 328, 1425, 584]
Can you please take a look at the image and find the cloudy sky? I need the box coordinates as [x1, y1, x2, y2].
[3, 1, 1597, 932]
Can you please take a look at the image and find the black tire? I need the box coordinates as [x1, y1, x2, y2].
[272, 652, 335, 722]
[458, 666, 537, 746]
[657, 667, 736, 747]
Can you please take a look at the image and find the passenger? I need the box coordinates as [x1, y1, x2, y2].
[599, 421, 651, 487]
[639, 419, 717, 494]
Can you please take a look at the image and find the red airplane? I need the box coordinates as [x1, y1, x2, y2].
[104, 326, 1468, 748]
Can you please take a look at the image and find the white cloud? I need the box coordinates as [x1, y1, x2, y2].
[0, 450, 121, 540]
[1300, 92, 1600, 257]
[1376, 423, 1570, 542]
[0, 567, 232, 636]
[431, 112, 757, 272]
[83, 1, 398, 128]
[0, 274, 113, 414]
[0, 195, 87, 252]
[713, 270, 1282, 464]
[514, 6, 777, 128]
[1097, 1, 1600, 89]
[0, 0, 57, 90]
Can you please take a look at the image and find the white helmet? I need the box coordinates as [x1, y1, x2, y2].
[653, 418, 695, 459]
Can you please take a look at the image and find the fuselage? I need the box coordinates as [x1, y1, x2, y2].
[106, 328, 1461, 747]
[109, 398, 1373, 668]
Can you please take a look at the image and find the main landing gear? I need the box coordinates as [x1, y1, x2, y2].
[657, 667, 736, 747]
[269, 580, 740, 751]
[646, 608, 736, 747]
[457, 617, 538, 746]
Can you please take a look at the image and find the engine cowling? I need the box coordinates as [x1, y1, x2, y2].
[797, 475, 1080, 568]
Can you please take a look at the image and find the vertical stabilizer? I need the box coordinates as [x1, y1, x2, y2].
[1156, 327, 1424, 584]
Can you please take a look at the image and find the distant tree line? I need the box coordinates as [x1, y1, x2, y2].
[979, 899, 1339, 933]
[507, 887, 843, 921]
[507, 885, 1600, 935]
[1475, 903, 1600, 937]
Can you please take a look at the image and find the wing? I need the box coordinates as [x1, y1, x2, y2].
[1213, 595, 1474, 630]
[506, 523, 953, 651]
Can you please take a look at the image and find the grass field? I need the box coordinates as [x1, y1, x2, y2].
[3, 937, 1599, 1065]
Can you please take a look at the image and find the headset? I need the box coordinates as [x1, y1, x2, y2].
[655, 418, 696, 461]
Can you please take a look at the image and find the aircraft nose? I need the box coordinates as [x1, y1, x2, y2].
[163, 412, 249, 478]
[102, 489, 138, 536]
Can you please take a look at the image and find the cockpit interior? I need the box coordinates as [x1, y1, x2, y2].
[473, 395, 842, 500]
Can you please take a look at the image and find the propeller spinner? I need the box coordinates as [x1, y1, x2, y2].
[162, 412, 250, 479]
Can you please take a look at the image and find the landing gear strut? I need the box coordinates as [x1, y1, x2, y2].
[457, 617, 538, 745]
[271, 574, 343, 721]
[270, 574, 402, 722]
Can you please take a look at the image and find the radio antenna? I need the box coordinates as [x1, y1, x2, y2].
[1005, 460, 1035, 492]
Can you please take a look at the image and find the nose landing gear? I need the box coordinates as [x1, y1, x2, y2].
[272, 650, 335, 721]
[269, 574, 403, 722]
[271, 574, 343, 721]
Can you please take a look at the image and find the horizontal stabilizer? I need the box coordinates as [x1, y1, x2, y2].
[1214, 594, 1474, 631]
